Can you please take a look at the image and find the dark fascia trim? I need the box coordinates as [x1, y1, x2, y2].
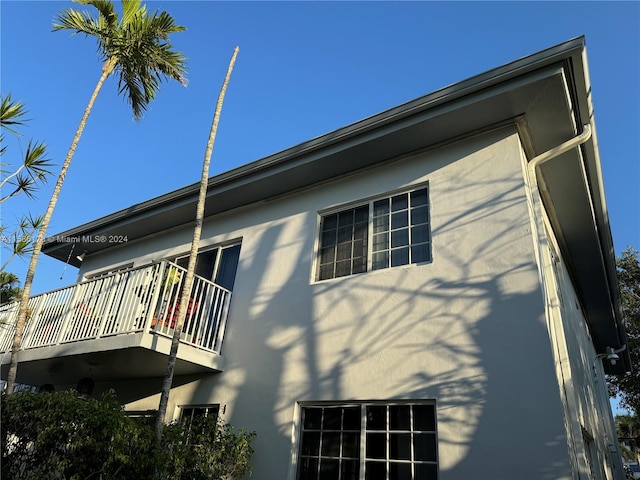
[43, 37, 587, 247]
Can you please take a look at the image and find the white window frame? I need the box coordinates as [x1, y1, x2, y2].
[314, 184, 431, 282]
[292, 401, 438, 480]
[85, 263, 134, 281]
[180, 404, 220, 422]
[172, 241, 242, 288]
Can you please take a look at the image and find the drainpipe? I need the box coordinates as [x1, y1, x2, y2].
[528, 123, 626, 479]
[528, 123, 628, 358]
[529, 124, 591, 168]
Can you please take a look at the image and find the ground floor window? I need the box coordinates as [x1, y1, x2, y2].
[179, 404, 220, 441]
[297, 402, 438, 480]
[181, 404, 220, 423]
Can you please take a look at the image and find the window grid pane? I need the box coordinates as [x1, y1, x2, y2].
[299, 403, 437, 480]
[317, 186, 430, 280]
[371, 187, 430, 272]
[363, 404, 438, 480]
[318, 206, 369, 280]
[298, 407, 362, 480]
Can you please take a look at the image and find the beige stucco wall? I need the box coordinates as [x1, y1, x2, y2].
[84, 126, 575, 479]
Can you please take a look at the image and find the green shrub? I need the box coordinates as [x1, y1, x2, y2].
[1, 390, 255, 480]
[1, 389, 157, 479]
[160, 415, 255, 479]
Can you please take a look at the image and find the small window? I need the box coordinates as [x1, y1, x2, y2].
[124, 410, 156, 427]
[177, 405, 220, 444]
[180, 404, 220, 423]
[85, 263, 134, 280]
[317, 186, 431, 281]
[297, 402, 438, 480]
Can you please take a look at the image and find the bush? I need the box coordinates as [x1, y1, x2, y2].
[1, 390, 255, 480]
[161, 415, 255, 479]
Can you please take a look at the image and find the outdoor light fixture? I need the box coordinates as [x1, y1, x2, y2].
[595, 345, 627, 366]
[76, 250, 88, 262]
[605, 347, 619, 366]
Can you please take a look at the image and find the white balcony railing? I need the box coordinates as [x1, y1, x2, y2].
[0, 261, 232, 356]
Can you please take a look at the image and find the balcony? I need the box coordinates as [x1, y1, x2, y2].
[0, 261, 231, 387]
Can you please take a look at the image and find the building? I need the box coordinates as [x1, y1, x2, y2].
[0, 37, 630, 479]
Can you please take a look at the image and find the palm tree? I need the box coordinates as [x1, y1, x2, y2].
[5, 0, 187, 395]
[155, 47, 239, 440]
[0, 272, 22, 305]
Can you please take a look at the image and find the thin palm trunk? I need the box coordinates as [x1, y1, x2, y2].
[5, 59, 116, 395]
[155, 47, 239, 440]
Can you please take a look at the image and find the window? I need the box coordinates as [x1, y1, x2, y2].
[181, 404, 220, 422]
[125, 410, 156, 427]
[85, 263, 134, 280]
[175, 243, 241, 290]
[181, 405, 220, 434]
[317, 186, 431, 281]
[581, 427, 605, 480]
[177, 405, 220, 444]
[297, 402, 438, 480]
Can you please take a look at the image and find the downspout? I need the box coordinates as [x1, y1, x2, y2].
[529, 124, 591, 168]
[526, 123, 624, 479]
[528, 123, 627, 359]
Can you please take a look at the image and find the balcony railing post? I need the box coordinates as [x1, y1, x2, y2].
[213, 290, 232, 354]
[20, 296, 41, 349]
[95, 274, 119, 337]
[55, 283, 85, 345]
[143, 261, 166, 332]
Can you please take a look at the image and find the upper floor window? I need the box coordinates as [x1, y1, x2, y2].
[174, 243, 241, 290]
[316, 186, 431, 281]
[85, 263, 134, 280]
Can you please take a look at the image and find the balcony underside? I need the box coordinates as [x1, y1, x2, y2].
[0, 332, 224, 387]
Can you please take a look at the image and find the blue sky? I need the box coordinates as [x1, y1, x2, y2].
[2, 1, 639, 295]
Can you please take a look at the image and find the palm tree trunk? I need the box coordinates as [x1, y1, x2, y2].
[155, 47, 239, 440]
[5, 59, 116, 395]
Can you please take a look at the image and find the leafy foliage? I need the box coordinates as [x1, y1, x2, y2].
[1, 389, 255, 480]
[0, 94, 52, 201]
[0, 214, 45, 273]
[609, 247, 640, 414]
[162, 415, 255, 480]
[0, 94, 52, 271]
[53, 0, 188, 120]
[616, 414, 640, 463]
[1, 390, 158, 479]
[0, 272, 22, 305]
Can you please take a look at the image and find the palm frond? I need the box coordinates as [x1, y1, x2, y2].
[0, 272, 20, 288]
[11, 232, 34, 256]
[1, 94, 28, 135]
[121, 0, 143, 26]
[0, 139, 51, 195]
[22, 140, 53, 178]
[53, 8, 104, 37]
[54, 0, 187, 121]
[22, 213, 45, 231]
[13, 173, 39, 200]
[75, 0, 118, 29]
